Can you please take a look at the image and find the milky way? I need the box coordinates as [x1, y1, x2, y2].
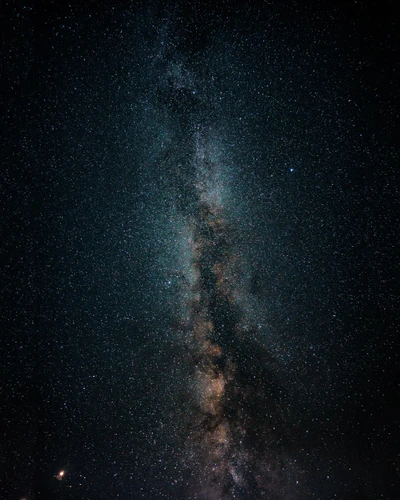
[177, 177, 298, 498]
[149, 27, 302, 495]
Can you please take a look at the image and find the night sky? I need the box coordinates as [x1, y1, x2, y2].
[1, 1, 399, 499]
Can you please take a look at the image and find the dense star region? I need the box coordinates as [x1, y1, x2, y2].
[173, 138, 295, 497]
[150, 27, 299, 494]
[1, 1, 399, 499]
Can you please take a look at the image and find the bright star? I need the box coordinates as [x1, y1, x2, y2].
[56, 470, 65, 481]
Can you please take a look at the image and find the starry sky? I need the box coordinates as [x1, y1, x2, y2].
[1, 1, 399, 499]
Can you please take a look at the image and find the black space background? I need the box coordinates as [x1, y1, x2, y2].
[1, 0, 399, 499]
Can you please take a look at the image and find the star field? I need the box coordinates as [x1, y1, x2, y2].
[1, 1, 399, 499]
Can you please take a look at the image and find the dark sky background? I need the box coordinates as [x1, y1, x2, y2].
[1, 0, 399, 499]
